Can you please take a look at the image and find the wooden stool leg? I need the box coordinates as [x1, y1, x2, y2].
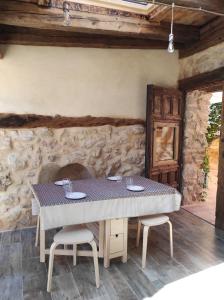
[47, 242, 58, 292]
[136, 220, 141, 247]
[73, 244, 77, 266]
[142, 226, 149, 269]
[35, 215, 40, 247]
[168, 220, 173, 258]
[90, 240, 100, 288]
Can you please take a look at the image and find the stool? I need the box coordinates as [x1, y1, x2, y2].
[47, 225, 100, 292]
[136, 215, 173, 268]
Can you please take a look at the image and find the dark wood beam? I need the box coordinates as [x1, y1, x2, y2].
[148, 0, 224, 15]
[0, 113, 145, 128]
[180, 17, 224, 58]
[179, 67, 224, 92]
[215, 90, 224, 230]
[0, 1, 199, 44]
[149, 6, 170, 21]
[0, 25, 184, 49]
[37, 0, 51, 5]
[22, 0, 151, 20]
[38, 0, 224, 14]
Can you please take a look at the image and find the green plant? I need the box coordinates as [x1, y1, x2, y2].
[202, 154, 210, 175]
[206, 102, 222, 144]
[202, 153, 210, 189]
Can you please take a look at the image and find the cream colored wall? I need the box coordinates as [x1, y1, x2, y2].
[0, 45, 179, 119]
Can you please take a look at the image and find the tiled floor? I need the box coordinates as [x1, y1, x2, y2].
[1, 209, 224, 300]
[183, 171, 217, 225]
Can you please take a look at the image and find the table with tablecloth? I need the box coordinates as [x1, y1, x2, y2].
[31, 176, 181, 263]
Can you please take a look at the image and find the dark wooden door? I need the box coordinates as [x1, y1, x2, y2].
[215, 88, 224, 229]
[145, 85, 184, 190]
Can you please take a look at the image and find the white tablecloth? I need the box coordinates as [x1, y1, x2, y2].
[31, 177, 181, 230]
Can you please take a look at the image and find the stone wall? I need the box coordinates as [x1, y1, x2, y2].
[179, 42, 224, 79]
[182, 90, 211, 204]
[0, 125, 145, 230]
[179, 42, 224, 205]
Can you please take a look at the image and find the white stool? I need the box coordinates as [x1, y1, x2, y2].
[35, 218, 70, 251]
[47, 226, 100, 292]
[136, 215, 173, 269]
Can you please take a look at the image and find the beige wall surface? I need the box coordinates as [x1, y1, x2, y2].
[0, 45, 179, 119]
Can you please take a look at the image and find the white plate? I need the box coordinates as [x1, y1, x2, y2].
[65, 192, 87, 200]
[127, 185, 145, 192]
[54, 180, 70, 186]
[107, 176, 122, 181]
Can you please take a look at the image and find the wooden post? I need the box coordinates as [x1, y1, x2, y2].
[215, 88, 224, 229]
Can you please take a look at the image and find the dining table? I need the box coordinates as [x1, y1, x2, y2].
[31, 176, 181, 267]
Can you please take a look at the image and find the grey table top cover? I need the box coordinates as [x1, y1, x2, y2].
[32, 176, 181, 230]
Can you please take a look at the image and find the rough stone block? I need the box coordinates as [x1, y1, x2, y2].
[18, 130, 34, 141]
[0, 173, 12, 191]
[7, 153, 27, 170]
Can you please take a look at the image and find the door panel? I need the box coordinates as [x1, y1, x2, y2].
[145, 85, 184, 190]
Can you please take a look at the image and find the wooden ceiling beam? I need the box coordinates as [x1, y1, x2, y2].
[20, 0, 150, 19]
[0, 0, 199, 44]
[0, 25, 180, 49]
[179, 66, 224, 92]
[147, 0, 224, 15]
[149, 6, 170, 21]
[179, 17, 224, 58]
[33, 0, 224, 15]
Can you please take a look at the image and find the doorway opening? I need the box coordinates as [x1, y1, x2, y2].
[183, 91, 223, 225]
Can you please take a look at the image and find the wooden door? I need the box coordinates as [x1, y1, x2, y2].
[215, 89, 224, 229]
[145, 85, 184, 190]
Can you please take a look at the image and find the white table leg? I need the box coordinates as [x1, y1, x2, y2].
[104, 220, 110, 268]
[39, 216, 46, 263]
[122, 218, 128, 263]
[35, 215, 40, 247]
[98, 221, 104, 258]
[136, 220, 141, 248]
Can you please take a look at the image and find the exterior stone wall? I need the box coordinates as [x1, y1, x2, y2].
[179, 42, 224, 79]
[182, 90, 211, 204]
[0, 125, 145, 230]
[179, 42, 224, 204]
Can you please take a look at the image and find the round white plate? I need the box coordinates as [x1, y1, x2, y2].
[127, 185, 145, 192]
[54, 180, 70, 186]
[65, 192, 87, 200]
[107, 176, 122, 181]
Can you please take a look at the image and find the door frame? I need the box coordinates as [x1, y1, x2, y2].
[179, 66, 224, 229]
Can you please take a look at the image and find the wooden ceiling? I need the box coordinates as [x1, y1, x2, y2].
[0, 0, 223, 57]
